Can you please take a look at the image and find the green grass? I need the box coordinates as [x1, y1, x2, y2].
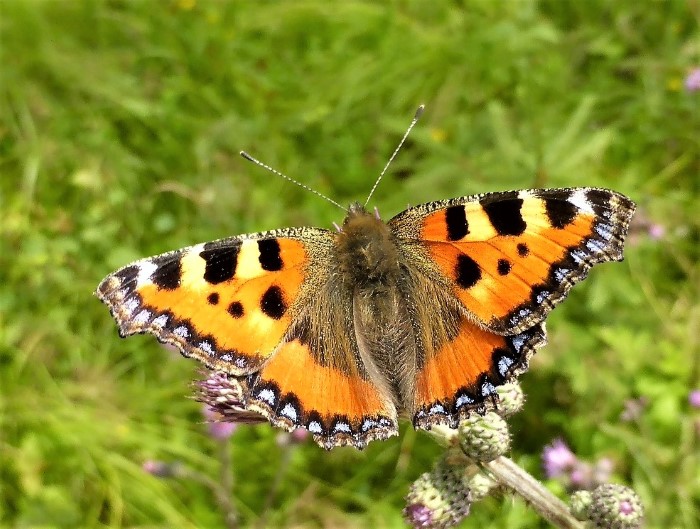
[1, 1, 699, 527]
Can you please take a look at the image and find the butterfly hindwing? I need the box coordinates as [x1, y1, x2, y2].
[236, 335, 398, 449]
[412, 315, 546, 429]
[390, 188, 636, 334]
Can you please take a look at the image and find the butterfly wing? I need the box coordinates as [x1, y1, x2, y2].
[97, 228, 321, 374]
[97, 227, 397, 449]
[390, 187, 635, 427]
[390, 188, 636, 334]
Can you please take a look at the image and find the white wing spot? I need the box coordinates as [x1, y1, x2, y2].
[199, 341, 215, 356]
[595, 223, 614, 241]
[511, 334, 526, 353]
[133, 310, 152, 324]
[280, 403, 298, 422]
[481, 381, 497, 396]
[333, 421, 351, 433]
[152, 315, 168, 328]
[586, 239, 605, 253]
[173, 325, 189, 338]
[456, 394, 474, 407]
[136, 262, 158, 286]
[257, 388, 276, 406]
[429, 403, 446, 414]
[571, 249, 587, 264]
[308, 421, 323, 434]
[569, 189, 595, 214]
[536, 291, 550, 304]
[361, 419, 377, 432]
[498, 356, 514, 377]
[554, 268, 571, 283]
[123, 297, 140, 315]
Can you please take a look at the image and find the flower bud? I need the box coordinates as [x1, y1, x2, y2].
[458, 412, 510, 461]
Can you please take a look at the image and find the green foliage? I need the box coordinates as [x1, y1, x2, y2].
[1, 1, 698, 527]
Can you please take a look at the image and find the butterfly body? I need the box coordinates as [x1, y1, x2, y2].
[98, 187, 635, 449]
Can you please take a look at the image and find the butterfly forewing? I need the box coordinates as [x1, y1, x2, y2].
[389, 187, 635, 334]
[96, 228, 330, 374]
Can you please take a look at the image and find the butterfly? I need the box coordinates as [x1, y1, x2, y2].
[96, 112, 636, 450]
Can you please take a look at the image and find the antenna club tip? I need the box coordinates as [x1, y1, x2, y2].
[240, 151, 253, 161]
[414, 105, 425, 119]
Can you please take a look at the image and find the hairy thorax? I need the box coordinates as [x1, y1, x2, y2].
[335, 203, 402, 289]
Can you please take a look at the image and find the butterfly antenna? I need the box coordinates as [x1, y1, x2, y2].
[240, 151, 345, 211]
[364, 104, 425, 207]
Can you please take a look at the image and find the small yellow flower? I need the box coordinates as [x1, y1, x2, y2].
[429, 127, 447, 143]
[177, 0, 196, 11]
[666, 77, 682, 92]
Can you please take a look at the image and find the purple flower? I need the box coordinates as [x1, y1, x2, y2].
[685, 68, 700, 92]
[276, 428, 311, 447]
[689, 389, 700, 408]
[143, 460, 181, 478]
[203, 405, 238, 440]
[588, 484, 644, 528]
[403, 503, 434, 528]
[542, 439, 614, 490]
[196, 371, 268, 425]
[290, 428, 310, 443]
[620, 396, 649, 422]
[542, 439, 577, 478]
[647, 223, 666, 240]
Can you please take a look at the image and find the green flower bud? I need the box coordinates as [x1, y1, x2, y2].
[403, 460, 472, 528]
[588, 484, 644, 529]
[569, 490, 593, 520]
[458, 412, 510, 461]
[495, 382, 525, 417]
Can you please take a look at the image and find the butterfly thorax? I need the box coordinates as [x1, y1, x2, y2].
[335, 203, 402, 288]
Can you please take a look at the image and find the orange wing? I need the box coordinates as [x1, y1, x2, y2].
[390, 188, 635, 334]
[232, 337, 398, 449]
[96, 228, 329, 375]
[412, 315, 546, 428]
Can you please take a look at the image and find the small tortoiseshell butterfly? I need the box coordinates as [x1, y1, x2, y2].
[97, 108, 635, 450]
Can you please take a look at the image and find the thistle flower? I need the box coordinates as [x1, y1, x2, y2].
[542, 438, 577, 479]
[202, 404, 238, 440]
[495, 382, 525, 418]
[542, 439, 612, 490]
[142, 460, 183, 478]
[685, 67, 700, 92]
[689, 389, 700, 409]
[403, 460, 472, 529]
[458, 411, 510, 462]
[570, 490, 593, 520]
[587, 484, 644, 529]
[196, 371, 268, 425]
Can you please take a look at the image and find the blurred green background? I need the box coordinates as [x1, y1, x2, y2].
[1, 1, 698, 528]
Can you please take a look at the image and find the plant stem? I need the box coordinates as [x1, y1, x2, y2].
[484, 456, 584, 529]
[218, 440, 239, 529]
